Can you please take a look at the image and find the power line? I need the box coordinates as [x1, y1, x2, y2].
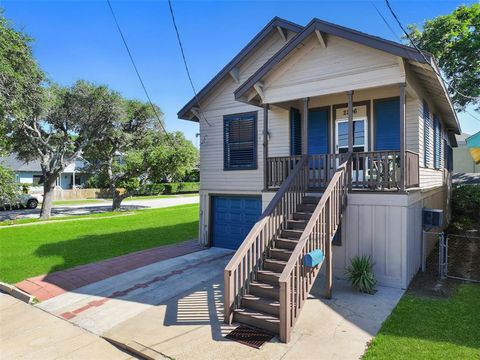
[167, 0, 212, 126]
[465, 109, 480, 123]
[106, 0, 175, 146]
[384, 0, 480, 102]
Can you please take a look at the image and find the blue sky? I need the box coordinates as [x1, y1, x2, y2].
[2, 0, 478, 145]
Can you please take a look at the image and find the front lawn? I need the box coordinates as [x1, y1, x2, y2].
[124, 193, 199, 201]
[364, 284, 480, 359]
[0, 203, 199, 284]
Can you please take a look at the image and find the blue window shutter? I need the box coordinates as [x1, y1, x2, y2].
[308, 109, 328, 154]
[223, 112, 257, 170]
[423, 101, 430, 167]
[290, 108, 302, 155]
[374, 98, 400, 151]
[433, 115, 441, 169]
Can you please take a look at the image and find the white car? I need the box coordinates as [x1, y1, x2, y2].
[1, 194, 39, 210]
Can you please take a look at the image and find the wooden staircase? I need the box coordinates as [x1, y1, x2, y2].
[224, 155, 350, 342]
[232, 195, 320, 334]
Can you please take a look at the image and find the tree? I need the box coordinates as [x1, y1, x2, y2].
[0, 9, 45, 201]
[149, 132, 199, 183]
[0, 166, 16, 204]
[11, 81, 123, 219]
[407, 4, 480, 111]
[84, 99, 164, 211]
[0, 10, 44, 147]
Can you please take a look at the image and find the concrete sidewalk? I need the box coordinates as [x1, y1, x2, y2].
[0, 293, 132, 360]
[16, 240, 202, 301]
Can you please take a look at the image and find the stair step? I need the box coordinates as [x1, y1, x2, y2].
[275, 238, 298, 250]
[241, 294, 280, 316]
[281, 229, 303, 240]
[297, 203, 316, 212]
[302, 196, 320, 204]
[269, 248, 293, 261]
[287, 219, 308, 230]
[257, 270, 280, 285]
[293, 212, 314, 221]
[233, 308, 280, 334]
[263, 259, 287, 272]
[249, 281, 279, 300]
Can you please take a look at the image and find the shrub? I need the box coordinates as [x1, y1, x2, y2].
[345, 255, 377, 294]
[451, 185, 480, 224]
[136, 182, 199, 196]
[163, 182, 199, 194]
[136, 183, 166, 196]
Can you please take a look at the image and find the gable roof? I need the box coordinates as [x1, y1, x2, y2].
[234, 18, 460, 135]
[0, 154, 42, 172]
[234, 18, 431, 101]
[177, 17, 303, 121]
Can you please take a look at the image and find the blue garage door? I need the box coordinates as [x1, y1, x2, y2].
[211, 196, 262, 250]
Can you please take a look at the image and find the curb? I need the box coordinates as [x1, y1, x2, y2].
[0, 282, 37, 304]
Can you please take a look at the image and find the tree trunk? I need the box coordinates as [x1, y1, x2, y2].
[111, 191, 124, 212]
[40, 178, 56, 220]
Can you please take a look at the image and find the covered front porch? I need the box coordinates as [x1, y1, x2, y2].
[261, 84, 420, 192]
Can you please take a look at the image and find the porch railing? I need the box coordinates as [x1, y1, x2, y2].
[266, 150, 420, 191]
[266, 154, 346, 190]
[351, 151, 401, 190]
[278, 155, 350, 342]
[224, 156, 309, 324]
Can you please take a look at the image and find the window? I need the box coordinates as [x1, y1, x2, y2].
[423, 101, 431, 167]
[224, 112, 257, 170]
[433, 116, 442, 169]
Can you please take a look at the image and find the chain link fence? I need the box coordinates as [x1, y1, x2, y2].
[439, 233, 480, 283]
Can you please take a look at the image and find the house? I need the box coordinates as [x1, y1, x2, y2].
[1, 153, 89, 190]
[453, 132, 480, 173]
[178, 17, 460, 342]
[465, 131, 480, 165]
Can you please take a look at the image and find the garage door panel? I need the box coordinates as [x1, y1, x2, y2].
[211, 196, 262, 250]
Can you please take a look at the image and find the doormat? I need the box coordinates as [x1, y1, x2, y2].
[225, 325, 275, 349]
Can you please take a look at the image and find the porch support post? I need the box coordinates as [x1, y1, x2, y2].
[347, 90, 354, 153]
[263, 103, 269, 190]
[302, 98, 309, 154]
[399, 83, 406, 191]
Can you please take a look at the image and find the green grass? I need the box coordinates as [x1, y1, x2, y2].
[124, 193, 199, 201]
[363, 284, 480, 359]
[0, 211, 130, 227]
[0, 204, 199, 283]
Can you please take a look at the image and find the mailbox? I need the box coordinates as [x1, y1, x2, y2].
[303, 249, 324, 268]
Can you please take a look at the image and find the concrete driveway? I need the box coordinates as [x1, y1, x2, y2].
[0, 195, 199, 221]
[37, 248, 404, 359]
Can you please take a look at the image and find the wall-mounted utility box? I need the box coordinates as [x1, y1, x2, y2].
[423, 208, 444, 228]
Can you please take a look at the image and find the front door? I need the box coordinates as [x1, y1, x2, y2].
[335, 115, 368, 179]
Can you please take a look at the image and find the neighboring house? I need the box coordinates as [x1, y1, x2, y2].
[1, 153, 89, 190]
[453, 132, 480, 173]
[178, 17, 459, 341]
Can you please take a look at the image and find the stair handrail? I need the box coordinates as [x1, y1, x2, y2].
[278, 155, 351, 342]
[224, 155, 309, 324]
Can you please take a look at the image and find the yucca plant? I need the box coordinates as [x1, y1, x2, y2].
[345, 255, 377, 294]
